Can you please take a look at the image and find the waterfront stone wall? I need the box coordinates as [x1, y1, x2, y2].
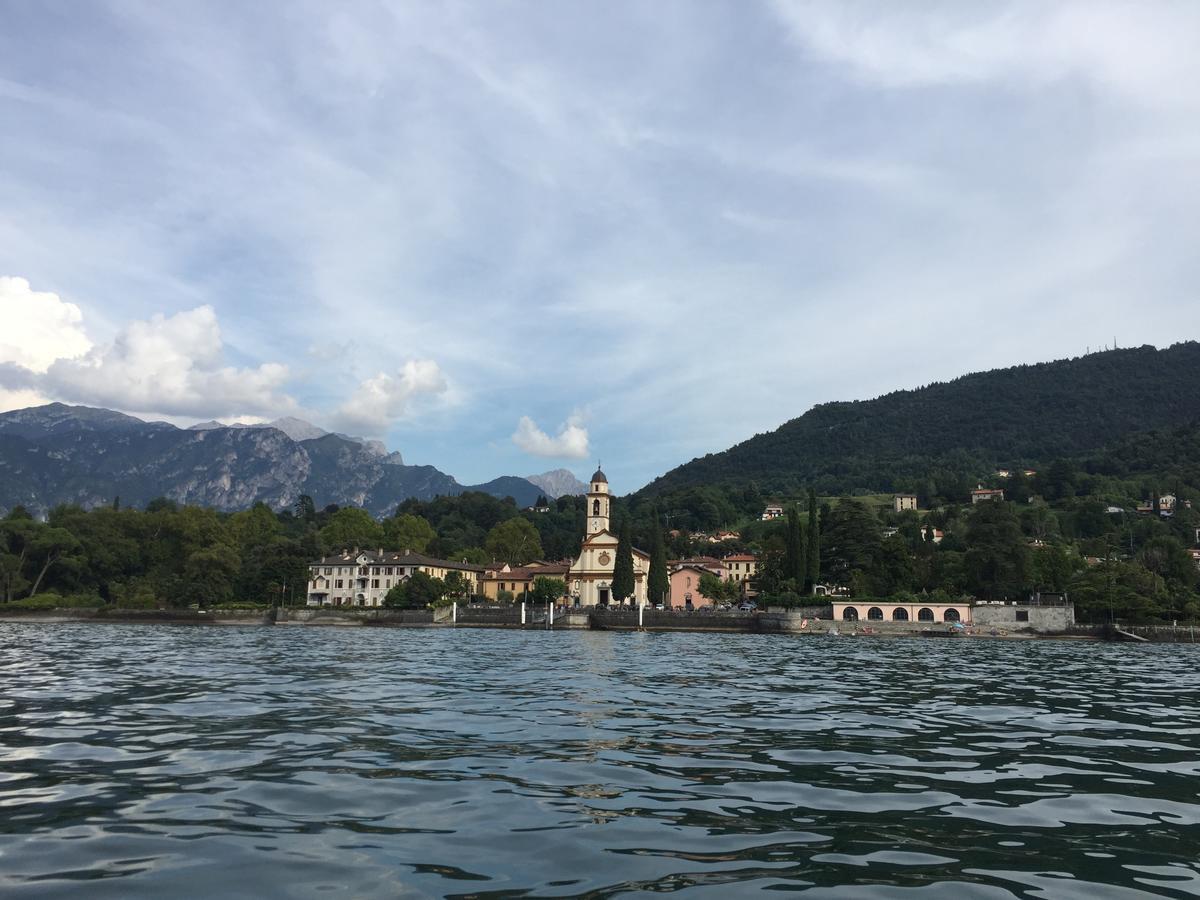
[973, 603, 1074, 633]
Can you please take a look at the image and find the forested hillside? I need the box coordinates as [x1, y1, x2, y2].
[637, 343, 1200, 500]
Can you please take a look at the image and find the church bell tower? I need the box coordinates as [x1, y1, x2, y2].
[586, 467, 610, 534]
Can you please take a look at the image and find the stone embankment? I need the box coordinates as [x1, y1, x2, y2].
[2, 605, 1196, 641]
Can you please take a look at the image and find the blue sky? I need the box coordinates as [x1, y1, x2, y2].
[2, 1, 1198, 492]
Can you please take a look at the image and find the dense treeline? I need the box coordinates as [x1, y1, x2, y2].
[0, 492, 593, 609]
[637, 343, 1200, 499]
[3, 419, 1199, 622]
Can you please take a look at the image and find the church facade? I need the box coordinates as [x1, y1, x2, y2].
[567, 468, 649, 606]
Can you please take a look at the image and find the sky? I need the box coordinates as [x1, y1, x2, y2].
[2, 1, 1198, 492]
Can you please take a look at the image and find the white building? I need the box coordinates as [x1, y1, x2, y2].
[306, 549, 483, 607]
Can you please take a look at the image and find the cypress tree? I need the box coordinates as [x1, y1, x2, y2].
[785, 505, 803, 588]
[804, 488, 820, 593]
[611, 517, 636, 605]
[648, 513, 669, 608]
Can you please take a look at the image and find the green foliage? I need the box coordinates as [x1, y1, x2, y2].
[383, 570, 446, 608]
[647, 516, 669, 607]
[319, 507, 384, 552]
[442, 571, 472, 602]
[6, 592, 102, 609]
[805, 489, 820, 592]
[784, 505, 803, 587]
[383, 513, 437, 553]
[697, 571, 737, 603]
[636, 343, 1200, 500]
[611, 518, 635, 604]
[530, 576, 567, 605]
[484, 518, 544, 565]
[964, 501, 1030, 600]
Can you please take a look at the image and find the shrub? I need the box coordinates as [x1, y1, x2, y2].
[5, 592, 102, 610]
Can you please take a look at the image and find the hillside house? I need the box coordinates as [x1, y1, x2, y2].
[893, 494, 918, 512]
[971, 487, 1005, 504]
[762, 503, 784, 520]
[723, 553, 758, 590]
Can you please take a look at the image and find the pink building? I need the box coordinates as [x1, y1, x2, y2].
[668, 565, 722, 609]
[832, 601, 971, 624]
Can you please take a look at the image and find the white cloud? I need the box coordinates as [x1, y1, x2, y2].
[0, 279, 297, 419]
[512, 414, 589, 460]
[41, 305, 294, 419]
[0, 276, 93, 371]
[335, 360, 448, 434]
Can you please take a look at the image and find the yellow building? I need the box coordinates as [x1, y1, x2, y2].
[479, 561, 571, 601]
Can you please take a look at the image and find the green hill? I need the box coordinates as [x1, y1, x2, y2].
[637, 343, 1200, 500]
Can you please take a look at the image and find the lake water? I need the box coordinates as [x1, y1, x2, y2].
[1, 624, 1198, 898]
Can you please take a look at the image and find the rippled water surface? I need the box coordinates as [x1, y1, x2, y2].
[2, 624, 1199, 898]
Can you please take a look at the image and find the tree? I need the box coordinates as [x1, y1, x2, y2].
[530, 576, 567, 605]
[611, 518, 635, 605]
[228, 503, 281, 553]
[804, 489, 820, 592]
[698, 571, 735, 603]
[964, 500, 1030, 600]
[0, 518, 35, 602]
[180, 545, 240, 607]
[318, 507, 383, 552]
[384, 514, 436, 553]
[484, 518, 543, 565]
[785, 505, 803, 587]
[442, 570, 472, 602]
[647, 515, 669, 607]
[384, 571, 446, 608]
[25, 527, 83, 599]
[1031, 544, 1074, 592]
[294, 494, 317, 524]
[822, 499, 881, 588]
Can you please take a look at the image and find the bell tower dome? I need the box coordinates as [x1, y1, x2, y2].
[586, 467, 610, 535]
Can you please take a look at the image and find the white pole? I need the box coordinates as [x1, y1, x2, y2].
[549, 602, 554, 628]
[452, 601, 457, 624]
[521, 601, 526, 625]
[639, 601, 644, 629]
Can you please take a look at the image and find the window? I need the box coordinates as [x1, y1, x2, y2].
[868, 607, 884, 621]
[372, 579, 379, 588]
[324, 568, 331, 575]
[335, 579, 344, 589]
[1016, 610, 1030, 622]
[918, 607, 934, 622]
[842, 607, 859, 621]
[892, 608, 909, 621]
[944, 608, 961, 622]
[593, 499, 600, 516]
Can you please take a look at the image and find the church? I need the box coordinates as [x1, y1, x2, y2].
[567, 468, 649, 606]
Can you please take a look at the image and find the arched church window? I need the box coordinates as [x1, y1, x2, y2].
[593, 499, 600, 516]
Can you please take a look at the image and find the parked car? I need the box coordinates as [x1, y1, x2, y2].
[738, 602, 758, 612]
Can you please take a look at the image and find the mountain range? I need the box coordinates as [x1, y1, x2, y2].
[0, 404, 583, 516]
[637, 342, 1200, 499]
